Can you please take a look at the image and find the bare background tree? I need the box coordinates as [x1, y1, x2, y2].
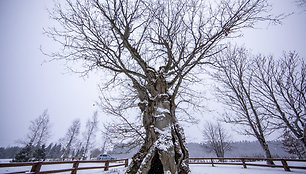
[81, 111, 99, 160]
[23, 109, 50, 148]
[202, 122, 231, 158]
[60, 119, 81, 160]
[252, 52, 306, 148]
[45, 0, 281, 172]
[212, 46, 275, 164]
[14, 110, 50, 162]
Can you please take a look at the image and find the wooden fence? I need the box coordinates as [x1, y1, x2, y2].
[189, 157, 306, 172]
[0, 159, 128, 174]
[1, 157, 306, 173]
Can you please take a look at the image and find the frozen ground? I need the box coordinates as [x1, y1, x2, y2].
[1, 159, 306, 174]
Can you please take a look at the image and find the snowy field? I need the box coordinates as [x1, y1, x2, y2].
[190, 165, 306, 174]
[1, 159, 306, 174]
[87, 165, 306, 174]
[72, 165, 306, 174]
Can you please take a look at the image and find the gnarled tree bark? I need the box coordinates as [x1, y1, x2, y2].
[127, 72, 189, 174]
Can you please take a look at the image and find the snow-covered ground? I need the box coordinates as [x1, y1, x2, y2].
[99, 165, 306, 174]
[1, 159, 306, 174]
[190, 165, 306, 174]
[84, 164, 306, 174]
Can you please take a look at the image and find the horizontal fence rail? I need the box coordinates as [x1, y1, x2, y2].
[189, 157, 306, 172]
[0, 159, 128, 174]
[1, 157, 306, 173]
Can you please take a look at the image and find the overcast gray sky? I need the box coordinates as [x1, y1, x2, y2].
[0, 0, 305, 147]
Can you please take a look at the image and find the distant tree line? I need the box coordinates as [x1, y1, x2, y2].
[4, 110, 102, 162]
[0, 144, 61, 161]
[0, 143, 104, 161]
[0, 143, 104, 162]
[0, 147, 21, 159]
[1, 143, 96, 161]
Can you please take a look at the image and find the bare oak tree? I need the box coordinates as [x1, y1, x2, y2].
[202, 122, 231, 158]
[46, 0, 280, 172]
[212, 46, 275, 164]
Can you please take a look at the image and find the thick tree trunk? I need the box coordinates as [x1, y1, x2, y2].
[126, 73, 189, 174]
[303, 122, 306, 148]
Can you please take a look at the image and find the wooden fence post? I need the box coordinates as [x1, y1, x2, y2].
[104, 161, 109, 171]
[241, 158, 247, 168]
[71, 161, 79, 174]
[125, 159, 129, 167]
[30, 162, 42, 173]
[281, 159, 290, 171]
[211, 158, 215, 167]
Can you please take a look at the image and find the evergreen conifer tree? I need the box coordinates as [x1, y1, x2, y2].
[13, 143, 32, 162]
[33, 145, 46, 161]
[282, 130, 306, 159]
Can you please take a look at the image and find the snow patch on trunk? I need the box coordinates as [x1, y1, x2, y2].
[156, 107, 170, 114]
[154, 127, 173, 151]
[154, 114, 166, 118]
